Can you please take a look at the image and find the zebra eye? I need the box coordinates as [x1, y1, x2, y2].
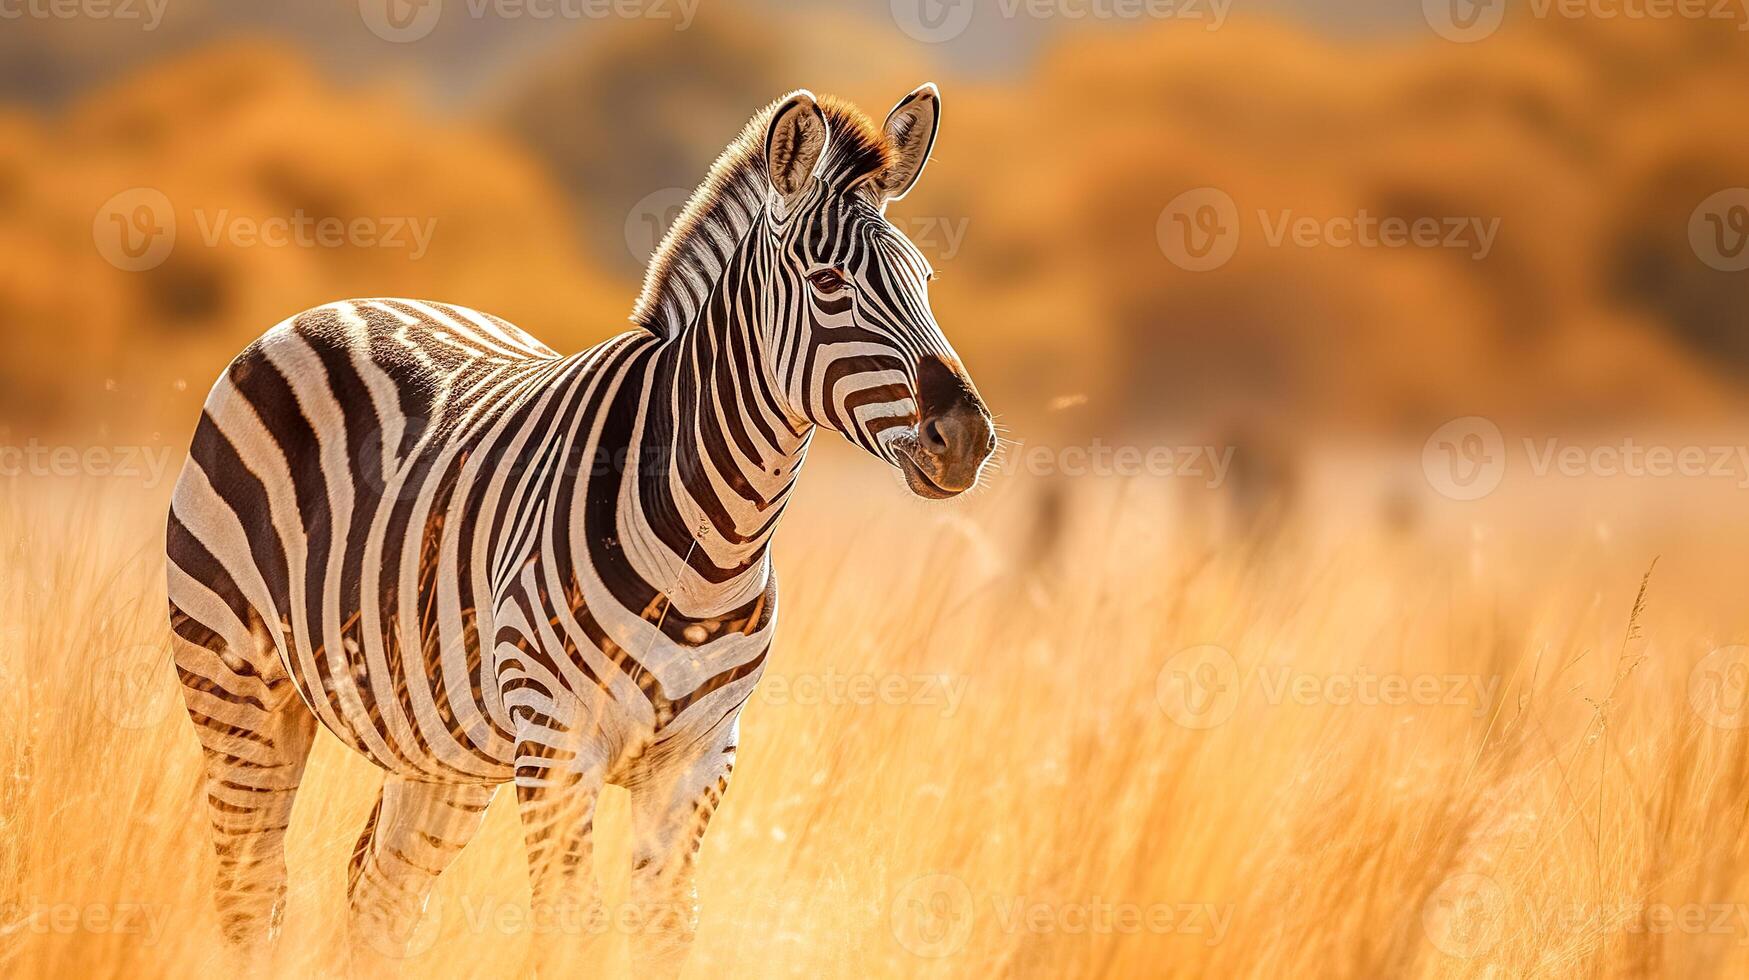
[806, 269, 847, 293]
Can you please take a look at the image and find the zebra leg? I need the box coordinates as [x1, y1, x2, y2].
[513, 736, 609, 970]
[626, 736, 737, 976]
[345, 775, 497, 960]
[172, 621, 316, 949]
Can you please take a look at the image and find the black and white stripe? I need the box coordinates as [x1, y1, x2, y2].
[165, 85, 992, 972]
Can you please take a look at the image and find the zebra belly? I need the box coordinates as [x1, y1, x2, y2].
[265, 594, 517, 783]
[487, 574, 775, 784]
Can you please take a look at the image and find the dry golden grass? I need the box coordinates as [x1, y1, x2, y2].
[4, 451, 1749, 978]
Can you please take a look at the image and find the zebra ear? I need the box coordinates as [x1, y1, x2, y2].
[875, 83, 941, 204]
[765, 90, 830, 199]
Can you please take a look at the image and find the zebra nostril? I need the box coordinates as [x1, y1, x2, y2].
[919, 416, 949, 454]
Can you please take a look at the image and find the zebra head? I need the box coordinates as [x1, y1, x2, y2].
[758, 86, 996, 499]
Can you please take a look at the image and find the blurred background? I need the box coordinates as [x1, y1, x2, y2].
[4, 0, 1748, 459]
[10, 6, 1749, 977]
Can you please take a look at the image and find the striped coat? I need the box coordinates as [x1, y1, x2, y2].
[166, 85, 994, 973]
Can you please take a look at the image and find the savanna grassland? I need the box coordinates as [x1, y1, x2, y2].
[3, 5, 1749, 979]
[5, 447, 1749, 979]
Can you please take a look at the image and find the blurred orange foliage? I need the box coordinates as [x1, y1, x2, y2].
[4, 12, 1749, 444]
[0, 40, 616, 437]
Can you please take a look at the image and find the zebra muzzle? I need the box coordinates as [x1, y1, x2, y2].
[897, 355, 995, 498]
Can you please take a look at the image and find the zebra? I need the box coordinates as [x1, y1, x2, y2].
[164, 84, 994, 972]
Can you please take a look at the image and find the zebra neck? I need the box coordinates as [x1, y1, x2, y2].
[635, 173, 766, 339]
[609, 246, 812, 616]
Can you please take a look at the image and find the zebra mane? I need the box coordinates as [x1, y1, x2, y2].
[631, 94, 895, 336]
